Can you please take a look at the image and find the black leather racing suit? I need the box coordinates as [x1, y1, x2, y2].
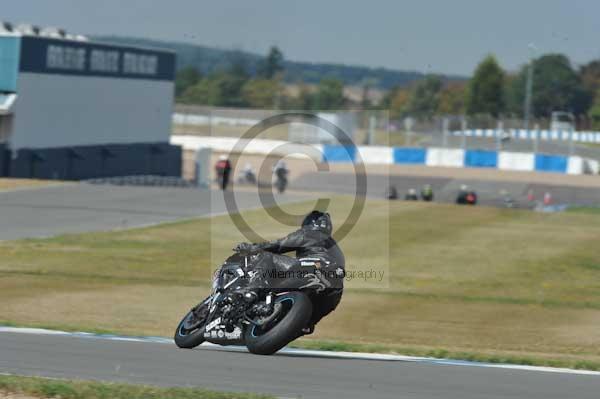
[248, 226, 345, 326]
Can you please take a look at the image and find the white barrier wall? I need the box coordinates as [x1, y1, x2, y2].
[498, 152, 535, 172]
[426, 148, 465, 167]
[357, 146, 394, 164]
[567, 156, 584, 175]
[171, 135, 322, 160]
[172, 135, 599, 175]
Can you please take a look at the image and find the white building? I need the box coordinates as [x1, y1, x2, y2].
[0, 23, 180, 179]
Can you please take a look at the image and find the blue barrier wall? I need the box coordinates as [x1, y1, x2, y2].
[322, 145, 356, 163]
[393, 148, 426, 164]
[318, 145, 584, 174]
[534, 154, 567, 173]
[464, 150, 498, 168]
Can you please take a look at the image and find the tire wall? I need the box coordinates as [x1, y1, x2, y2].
[0, 143, 7, 177]
[7, 142, 181, 180]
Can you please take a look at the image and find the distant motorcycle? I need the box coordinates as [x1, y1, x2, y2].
[174, 252, 315, 355]
[237, 169, 257, 185]
[456, 190, 477, 205]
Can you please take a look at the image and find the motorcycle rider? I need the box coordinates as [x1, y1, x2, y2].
[239, 163, 256, 184]
[215, 155, 232, 191]
[233, 210, 344, 334]
[273, 159, 289, 193]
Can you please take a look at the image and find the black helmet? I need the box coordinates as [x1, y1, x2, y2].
[302, 210, 332, 235]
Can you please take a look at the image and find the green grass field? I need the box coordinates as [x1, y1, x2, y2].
[2, 197, 600, 369]
[0, 375, 272, 399]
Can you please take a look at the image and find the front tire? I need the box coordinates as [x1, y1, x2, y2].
[174, 301, 209, 349]
[245, 292, 312, 355]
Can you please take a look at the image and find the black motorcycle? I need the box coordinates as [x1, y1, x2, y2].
[174, 252, 317, 355]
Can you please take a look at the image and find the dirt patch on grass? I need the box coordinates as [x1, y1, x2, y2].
[0, 179, 64, 192]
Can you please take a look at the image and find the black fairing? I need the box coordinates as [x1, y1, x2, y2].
[203, 251, 316, 346]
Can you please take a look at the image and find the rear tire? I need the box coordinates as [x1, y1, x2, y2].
[245, 292, 312, 355]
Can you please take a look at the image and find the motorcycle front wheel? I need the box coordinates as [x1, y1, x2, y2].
[174, 300, 209, 349]
[245, 291, 312, 355]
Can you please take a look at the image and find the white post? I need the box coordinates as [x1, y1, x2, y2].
[368, 115, 376, 145]
[497, 120, 504, 152]
[461, 118, 467, 149]
[569, 126, 575, 156]
[404, 117, 414, 147]
[533, 123, 539, 154]
[442, 117, 449, 148]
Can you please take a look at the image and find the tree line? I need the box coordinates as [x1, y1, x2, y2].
[175, 47, 600, 129]
[384, 54, 600, 128]
[176, 46, 348, 110]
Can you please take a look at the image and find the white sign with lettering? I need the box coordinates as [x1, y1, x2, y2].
[46, 45, 86, 71]
[123, 52, 158, 75]
[90, 49, 120, 73]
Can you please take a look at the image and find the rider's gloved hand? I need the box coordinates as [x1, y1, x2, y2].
[233, 242, 256, 253]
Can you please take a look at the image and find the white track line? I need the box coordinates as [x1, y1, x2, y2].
[1, 326, 599, 376]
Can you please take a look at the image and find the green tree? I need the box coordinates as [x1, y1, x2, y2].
[241, 78, 281, 108]
[315, 78, 346, 109]
[588, 89, 600, 129]
[179, 77, 219, 105]
[258, 46, 284, 79]
[439, 82, 467, 115]
[507, 54, 592, 118]
[580, 60, 600, 95]
[293, 84, 316, 110]
[383, 86, 411, 119]
[466, 55, 505, 117]
[405, 75, 442, 119]
[179, 71, 249, 107]
[175, 66, 201, 97]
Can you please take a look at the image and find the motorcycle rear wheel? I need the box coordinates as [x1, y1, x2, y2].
[245, 291, 312, 355]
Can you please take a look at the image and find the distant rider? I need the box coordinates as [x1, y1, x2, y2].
[273, 159, 289, 193]
[215, 155, 232, 190]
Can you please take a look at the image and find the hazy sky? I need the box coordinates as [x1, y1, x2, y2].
[3, 0, 600, 75]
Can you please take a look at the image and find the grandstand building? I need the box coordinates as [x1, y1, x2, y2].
[0, 22, 180, 179]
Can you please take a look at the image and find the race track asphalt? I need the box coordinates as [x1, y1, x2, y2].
[1, 331, 599, 399]
[0, 184, 313, 240]
[292, 172, 600, 207]
[2, 180, 599, 398]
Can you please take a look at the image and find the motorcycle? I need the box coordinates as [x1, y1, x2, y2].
[237, 169, 257, 185]
[174, 252, 316, 355]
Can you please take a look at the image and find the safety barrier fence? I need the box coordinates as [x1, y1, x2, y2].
[172, 136, 599, 175]
[452, 129, 600, 143]
[323, 146, 599, 175]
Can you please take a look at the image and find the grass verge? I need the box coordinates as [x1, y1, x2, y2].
[2, 197, 600, 369]
[0, 375, 273, 399]
[289, 340, 600, 371]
